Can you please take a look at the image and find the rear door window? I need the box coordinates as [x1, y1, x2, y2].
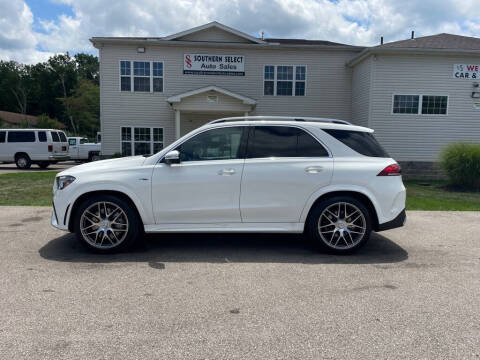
[59, 132, 67, 142]
[322, 129, 389, 157]
[248, 126, 328, 158]
[0, 131, 5, 143]
[38, 131, 47, 142]
[7, 131, 36, 143]
[51, 131, 60, 142]
[69, 138, 76, 146]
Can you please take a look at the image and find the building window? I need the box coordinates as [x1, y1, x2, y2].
[121, 127, 163, 156]
[422, 96, 448, 115]
[134, 61, 150, 92]
[120, 61, 131, 91]
[263, 65, 306, 96]
[393, 94, 448, 115]
[393, 95, 420, 114]
[120, 61, 164, 93]
[153, 62, 163, 92]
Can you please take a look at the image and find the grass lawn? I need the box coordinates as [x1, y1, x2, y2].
[0, 172, 478, 211]
[0, 172, 57, 206]
[405, 179, 480, 211]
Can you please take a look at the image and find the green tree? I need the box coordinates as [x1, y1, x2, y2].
[61, 79, 100, 138]
[75, 53, 99, 84]
[36, 114, 60, 129]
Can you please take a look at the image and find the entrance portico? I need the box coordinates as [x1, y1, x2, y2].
[167, 85, 256, 138]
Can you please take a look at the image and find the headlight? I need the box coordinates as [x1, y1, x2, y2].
[56, 175, 76, 190]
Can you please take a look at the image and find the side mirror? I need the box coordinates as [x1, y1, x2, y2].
[164, 150, 180, 165]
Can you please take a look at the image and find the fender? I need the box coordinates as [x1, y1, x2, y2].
[66, 180, 154, 228]
[299, 184, 383, 224]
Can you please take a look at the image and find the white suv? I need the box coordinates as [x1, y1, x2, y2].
[51, 117, 406, 254]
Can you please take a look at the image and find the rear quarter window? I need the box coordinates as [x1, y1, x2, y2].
[59, 132, 67, 142]
[323, 129, 389, 158]
[0, 131, 5, 143]
[38, 131, 47, 142]
[7, 131, 36, 143]
[51, 131, 60, 142]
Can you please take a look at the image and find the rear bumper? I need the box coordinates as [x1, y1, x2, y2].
[48, 155, 70, 161]
[377, 209, 406, 232]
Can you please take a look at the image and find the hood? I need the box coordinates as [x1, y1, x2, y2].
[58, 156, 147, 176]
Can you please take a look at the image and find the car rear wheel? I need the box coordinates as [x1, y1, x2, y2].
[74, 195, 141, 253]
[15, 154, 31, 169]
[307, 196, 372, 254]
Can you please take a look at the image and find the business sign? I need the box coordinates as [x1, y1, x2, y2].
[453, 64, 480, 79]
[184, 54, 245, 76]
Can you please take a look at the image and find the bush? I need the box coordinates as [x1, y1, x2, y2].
[441, 142, 480, 190]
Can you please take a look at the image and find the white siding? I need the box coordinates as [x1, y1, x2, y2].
[351, 56, 372, 127]
[99, 44, 357, 155]
[369, 54, 480, 161]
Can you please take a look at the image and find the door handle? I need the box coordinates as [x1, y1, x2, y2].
[218, 168, 236, 176]
[305, 166, 323, 174]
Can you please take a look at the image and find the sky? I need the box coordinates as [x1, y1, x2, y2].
[1, 0, 480, 64]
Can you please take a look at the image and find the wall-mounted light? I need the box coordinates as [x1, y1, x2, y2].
[137, 47, 145, 53]
[472, 82, 480, 98]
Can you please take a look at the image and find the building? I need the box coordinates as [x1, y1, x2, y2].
[0, 110, 65, 129]
[91, 22, 480, 171]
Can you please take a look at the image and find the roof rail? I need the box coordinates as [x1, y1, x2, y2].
[207, 116, 352, 125]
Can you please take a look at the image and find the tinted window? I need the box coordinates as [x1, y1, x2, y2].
[176, 127, 245, 162]
[80, 138, 88, 144]
[0, 131, 5, 143]
[51, 131, 60, 142]
[69, 138, 76, 146]
[38, 131, 47, 142]
[248, 126, 328, 158]
[59, 132, 67, 142]
[8, 131, 35, 143]
[323, 129, 389, 158]
[297, 129, 329, 157]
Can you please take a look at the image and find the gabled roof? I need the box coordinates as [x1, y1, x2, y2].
[167, 85, 256, 105]
[0, 110, 66, 129]
[264, 38, 354, 47]
[347, 33, 480, 67]
[163, 21, 266, 44]
[375, 33, 480, 50]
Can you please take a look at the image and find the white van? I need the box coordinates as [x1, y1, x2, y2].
[0, 129, 70, 169]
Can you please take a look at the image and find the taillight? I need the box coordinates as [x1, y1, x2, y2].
[48, 145, 53, 152]
[377, 163, 401, 176]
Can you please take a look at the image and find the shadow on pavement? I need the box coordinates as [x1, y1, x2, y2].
[39, 232, 408, 265]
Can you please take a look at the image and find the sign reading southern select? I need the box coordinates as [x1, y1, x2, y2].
[184, 54, 245, 76]
[453, 64, 480, 79]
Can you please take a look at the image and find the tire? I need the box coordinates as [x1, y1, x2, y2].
[15, 154, 31, 170]
[307, 196, 372, 254]
[74, 194, 141, 254]
[37, 162, 50, 169]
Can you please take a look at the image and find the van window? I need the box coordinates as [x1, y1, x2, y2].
[59, 132, 67, 142]
[8, 131, 35, 143]
[38, 131, 47, 142]
[0, 131, 5, 143]
[51, 131, 60, 142]
[69, 138, 76, 146]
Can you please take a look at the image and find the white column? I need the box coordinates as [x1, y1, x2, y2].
[175, 110, 181, 139]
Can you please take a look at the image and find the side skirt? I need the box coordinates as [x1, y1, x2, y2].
[144, 222, 304, 233]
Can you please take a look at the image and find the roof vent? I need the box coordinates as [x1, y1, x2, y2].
[411, 31, 415, 39]
[380, 36, 384, 45]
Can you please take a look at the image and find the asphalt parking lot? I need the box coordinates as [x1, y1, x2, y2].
[0, 161, 76, 174]
[0, 207, 479, 359]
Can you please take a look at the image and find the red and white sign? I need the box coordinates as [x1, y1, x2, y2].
[183, 54, 245, 76]
[453, 64, 480, 79]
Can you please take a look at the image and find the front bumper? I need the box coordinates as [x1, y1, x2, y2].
[51, 199, 70, 231]
[377, 209, 406, 232]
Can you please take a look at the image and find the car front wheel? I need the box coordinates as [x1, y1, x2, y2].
[308, 196, 372, 254]
[74, 195, 141, 253]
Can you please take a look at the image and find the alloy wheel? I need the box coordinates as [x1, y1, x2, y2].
[317, 202, 366, 250]
[80, 201, 129, 249]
